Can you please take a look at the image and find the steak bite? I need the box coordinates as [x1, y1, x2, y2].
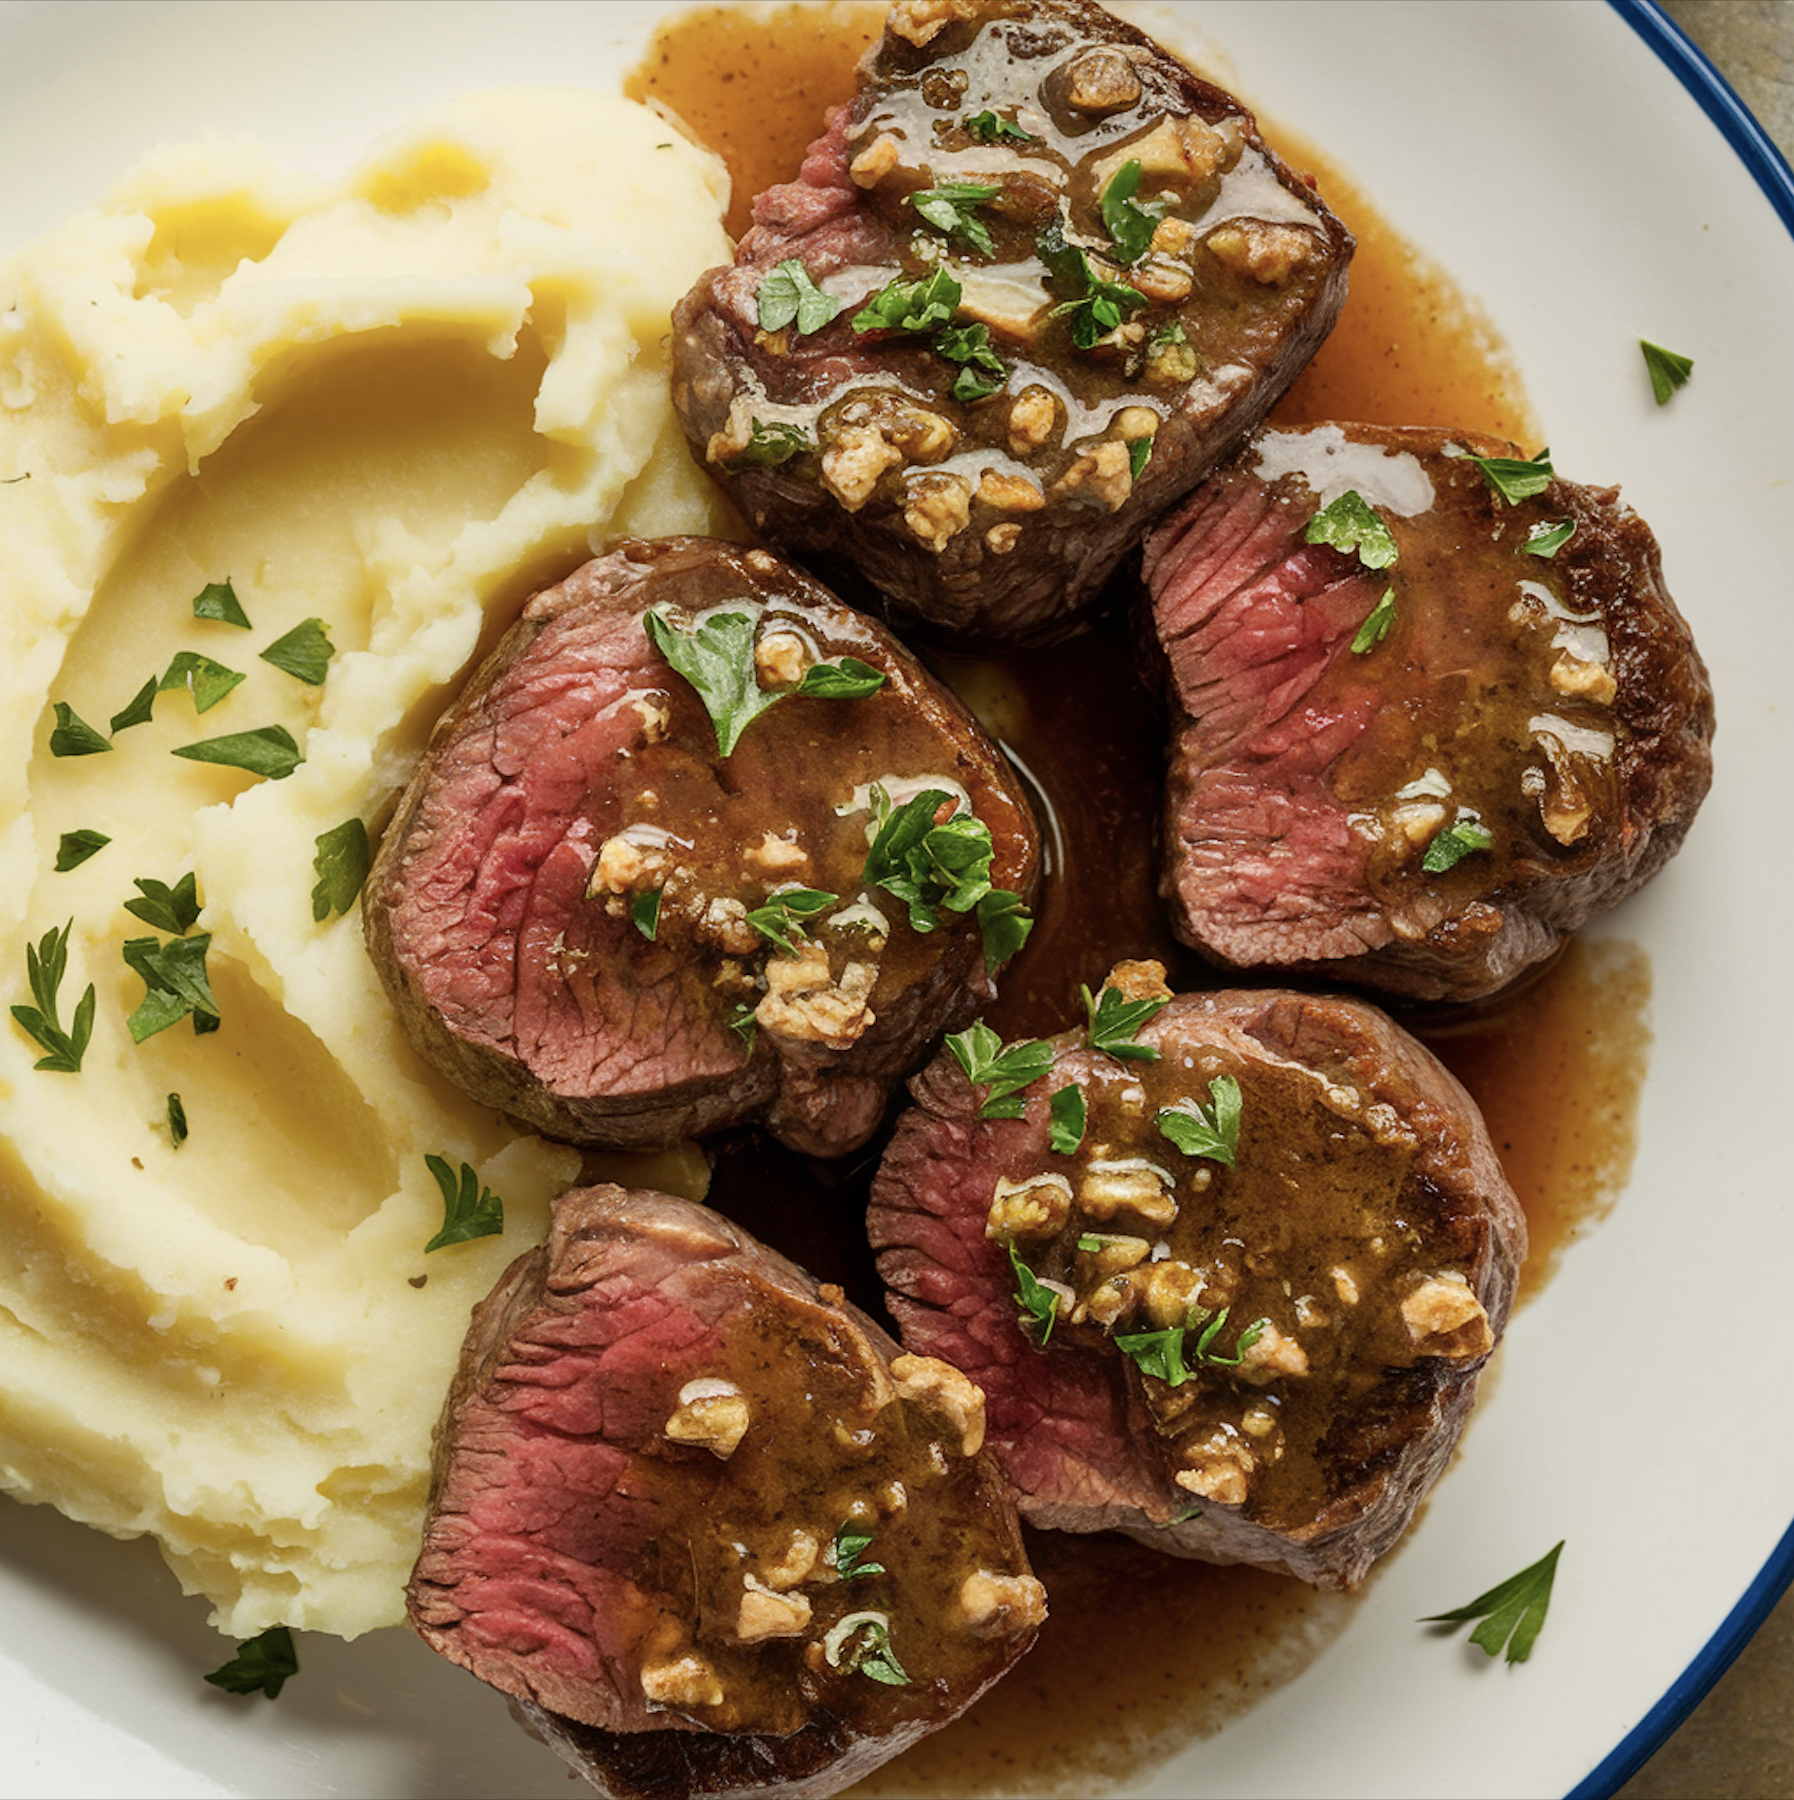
[410, 1185, 1044, 1799]
[364, 537, 1039, 1157]
[669, 0, 1352, 645]
[1142, 422, 1715, 1001]
[868, 963, 1525, 1589]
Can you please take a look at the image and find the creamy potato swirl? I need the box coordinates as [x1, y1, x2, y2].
[0, 90, 734, 1637]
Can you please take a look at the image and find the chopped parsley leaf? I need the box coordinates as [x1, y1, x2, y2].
[1351, 587, 1397, 653]
[167, 1091, 189, 1146]
[860, 785, 993, 933]
[945, 1021, 1052, 1119]
[1421, 1541, 1563, 1664]
[1048, 1082, 1087, 1154]
[171, 724, 303, 780]
[1467, 447, 1553, 506]
[1115, 1306, 1268, 1385]
[1640, 339, 1693, 406]
[110, 675, 160, 733]
[745, 887, 836, 955]
[1099, 159, 1162, 265]
[852, 266, 962, 335]
[1421, 815, 1495, 874]
[1037, 220, 1147, 349]
[260, 617, 335, 686]
[824, 1612, 911, 1686]
[937, 321, 1008, 402]
[910, 181, 1000, 257]
[204, 1626, 298, 1699]
[1082, 980, 1167, 1061]
[124, 871, 201, 935]
[975, 887, 1033, 973]
[311, 818, 370, 922]
[1155, 1074, 1242, 1165]
[191, 581, 251, 628]
[963, 110, 1036, 145]
[1523, 519, 1577, 559]
[158, 652, 245, 714]
[756, 259, 844, 336]
[423, 1154, 505, 1252]
[54, 829, 110, 872]
[48, 702, 112, 758]
[794, 656, 885, 700]
[1304, 489, 1399, 570]
[11, 919, 95, 1072]
[1006, 1240, 1059, 1344]
[831, 1523, 886, 1582]
[630, 887, 663, 942]
[644, 608, 881, 756]
[123, 932, 220, 1042]
[726, 1001, 758, 1053]
[737, 420, 810, 467]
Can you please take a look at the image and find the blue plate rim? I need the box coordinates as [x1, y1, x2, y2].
[1570, 5, 1794, 1797]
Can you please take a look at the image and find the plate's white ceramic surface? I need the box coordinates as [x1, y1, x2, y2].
[1, 3, 1789, 1796]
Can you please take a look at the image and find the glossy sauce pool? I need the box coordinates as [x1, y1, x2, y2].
[628, 6, 1650, 1791]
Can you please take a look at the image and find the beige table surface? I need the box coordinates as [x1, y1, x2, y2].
[1609, 3, 1794, 1795]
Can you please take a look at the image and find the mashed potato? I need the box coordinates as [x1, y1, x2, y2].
[0, 89, 735, 1639]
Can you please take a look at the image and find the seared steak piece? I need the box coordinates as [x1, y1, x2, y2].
[365, 537, 1039, 1157]
[410, 1185, 1045, 1799]
[669, 0, 1352, 645]
[1142, 422, 1715, 1001]
[868, 962, 1525, 1589]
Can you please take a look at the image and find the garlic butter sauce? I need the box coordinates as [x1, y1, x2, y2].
[631, 5, 1646, 1790]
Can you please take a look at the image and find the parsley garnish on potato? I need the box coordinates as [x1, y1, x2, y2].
[172, 724, 304, 781]
[191, 580, 252, 628]
[422, 1155, 505, 1253]
[48, 702, 112, 758]
[311, 819, 370, 922]
[123, 934, 221, 1042]
[260, 617, 335, 686]
[54, 829, 110, 872]
[11, 920, 95, 1072]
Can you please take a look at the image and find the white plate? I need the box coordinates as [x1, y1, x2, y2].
[1, 2, 1789, 1796]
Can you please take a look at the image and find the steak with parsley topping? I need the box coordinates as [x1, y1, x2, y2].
[668, 0, 1352, 645]
[364, 537, 1039, 1157]
[867, 962, 1524, 1589]
[1141, 422, 1715, 1001]
[410, 1183, 1044, 1799]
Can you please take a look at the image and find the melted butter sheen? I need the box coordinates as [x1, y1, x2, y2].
[628, 6, 1646, 1790]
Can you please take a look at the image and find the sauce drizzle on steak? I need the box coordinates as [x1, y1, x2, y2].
[365, 537, 1039, 1156]
[670, 0, 1352, 644]
[1142, 423, 1715, 1000]
[410, 1184, 1043, 1797]
[870, 964, 1525, 1588]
